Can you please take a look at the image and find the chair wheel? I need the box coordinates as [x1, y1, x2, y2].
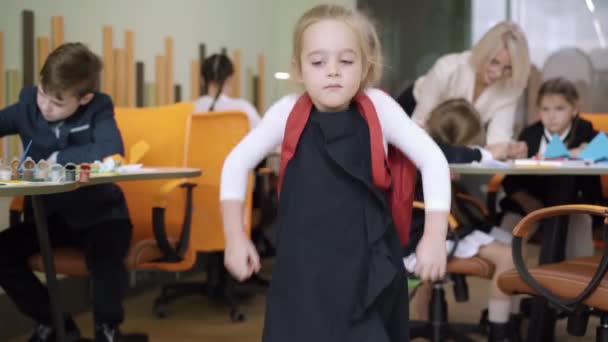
[154, 303, 168, 319]
[230, 308, 246, 322]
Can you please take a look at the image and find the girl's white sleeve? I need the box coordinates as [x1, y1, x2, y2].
[366, 89, 451, 211]
[220, 95, 297, 201]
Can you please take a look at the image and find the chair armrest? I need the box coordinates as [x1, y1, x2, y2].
[455, 192, 489, 217]
[511, 204, 608, 311]
[511, 204, 607, 238]
[152, 179, 197, 262]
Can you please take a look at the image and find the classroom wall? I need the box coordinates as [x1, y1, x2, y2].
[0, 0, 355, 106]
[0, 0, 355, 228]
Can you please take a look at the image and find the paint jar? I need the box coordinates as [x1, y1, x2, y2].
[35, 160, 50, 181]
[21, 157, 36, 181]
[64, 163, 77, 181]
[0, 166, 12, 181]
[79, 163, 91, 182]
[50, 164, 64, 182]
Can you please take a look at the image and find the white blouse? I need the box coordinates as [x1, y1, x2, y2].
[193, 94, 261, 130]
[411, 51, 524, 144]
[220, 88, 451, 211]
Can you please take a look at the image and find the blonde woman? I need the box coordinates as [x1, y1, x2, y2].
[398, 22, 530, 150]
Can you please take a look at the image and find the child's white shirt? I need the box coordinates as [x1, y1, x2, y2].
[220, 88, 451, 212]
[193, 94, 261, 130]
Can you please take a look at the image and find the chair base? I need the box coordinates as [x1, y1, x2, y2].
[78, 333, 148, 341]
[410, 282, 486, 342]
[152, 251, 264, 322]
[410, 321, 484, 342]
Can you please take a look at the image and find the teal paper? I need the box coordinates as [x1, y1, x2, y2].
[544, 133, 570, 158]
[578, 132, 608, 162]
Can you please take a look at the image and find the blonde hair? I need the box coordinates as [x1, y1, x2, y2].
[470, 21, 530, 90]
[427, 99, 485, 146]
[292, 4, 383, 89]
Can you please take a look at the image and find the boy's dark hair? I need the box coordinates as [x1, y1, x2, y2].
[537, 77, 579, 107]
[40, 42, 102, 99]
[201, 54, 234, 111]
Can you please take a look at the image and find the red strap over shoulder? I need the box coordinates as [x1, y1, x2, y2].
[277, 94, 314, 195]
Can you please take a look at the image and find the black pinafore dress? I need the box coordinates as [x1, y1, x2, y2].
[262, 105, 410, 342]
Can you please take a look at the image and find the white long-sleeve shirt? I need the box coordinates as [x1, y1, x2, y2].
[194, 94, 261, 130]
[220, 88, 451, 211]
[411, 51, 524, 144]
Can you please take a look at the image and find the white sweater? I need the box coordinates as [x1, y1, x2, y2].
[220, 88, 451, 212]
[412, 51, 524, 144]
[193, 94, 261, 130]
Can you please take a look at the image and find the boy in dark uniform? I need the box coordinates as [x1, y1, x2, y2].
[0, 42, 130, 342]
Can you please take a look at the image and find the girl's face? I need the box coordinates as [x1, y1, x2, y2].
[481, 48, 512, 86]
[539, 94, 578, 135]
[298, 19, 363, 112]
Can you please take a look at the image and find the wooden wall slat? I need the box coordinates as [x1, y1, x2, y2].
[144, 82, 155, 107]
[0, 32, 4, 108]
[113, 48, 125, 106]
[22, 10, 34, 87]
[164, 37, 174, 103]
[125, 30, 135, 107]
[190, 59, 199, 101]
[198, 44, 206, 96]
[102, 26, 114, 97]
[136, 61, 144, 107]
[7, 70, 23, 158]
[36, 37, 50, 75]
[0, 32, 4, 159]
[51, 16, 64, 49]
[231, 49, 241, 98]
[257, 54, 265, 113]
[174, 84, 181, 102]
[155, 55, 166, 105]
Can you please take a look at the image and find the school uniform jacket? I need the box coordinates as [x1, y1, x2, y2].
[0, 87, 130, 228]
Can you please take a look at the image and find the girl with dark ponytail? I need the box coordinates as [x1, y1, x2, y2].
[194, 53, 261, 129]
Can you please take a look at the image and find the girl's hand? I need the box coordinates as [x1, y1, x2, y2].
[485, 143, 509, 160]
[569, 143, 588, 158]
[414, 232, 447, 282]
[224, 231, 260, 282]
[507, 141, 528, 159]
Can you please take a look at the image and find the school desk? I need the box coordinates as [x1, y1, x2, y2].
[2, 167, 201, 342]
[450, 161, 608, 342]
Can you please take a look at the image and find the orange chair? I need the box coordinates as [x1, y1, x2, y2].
[24, 103, 197, 338]
[152, 111, 255, 321]
[409, 198, 496, 341]
[498, 205, 608, 341]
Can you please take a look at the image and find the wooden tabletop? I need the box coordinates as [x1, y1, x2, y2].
[0, 181, 77, 197]
[86, 167, 201, 185]
[0, 167, 202, 197]
[450, 162, 608, 175]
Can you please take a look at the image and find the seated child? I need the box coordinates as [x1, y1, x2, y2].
[193, 53, 261, 130]
[500, 77, 601, 259]
[405, 98, 522, 342]
[0, 42, 131, 342]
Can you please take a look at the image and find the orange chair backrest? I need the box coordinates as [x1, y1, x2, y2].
[114, 102, 193, 244]
[579, 113, 608, 198]
[187, 111, 253, 252]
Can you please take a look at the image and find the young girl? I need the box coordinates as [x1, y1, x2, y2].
[193, 53, 261, 130]
[220, 5, 451, 341]
[406, 98, 522, 341]
[501, 77, 601, 259]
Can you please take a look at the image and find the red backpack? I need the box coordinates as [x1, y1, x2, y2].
[277, 93, 417, 246]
